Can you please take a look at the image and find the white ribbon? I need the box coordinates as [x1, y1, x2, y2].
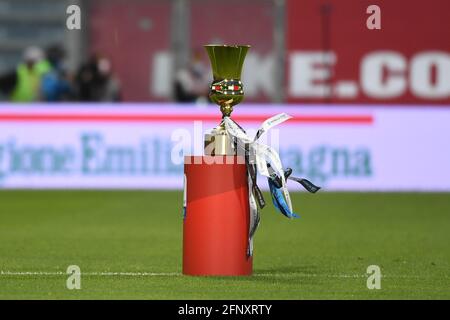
[247, 173, 258, 256]
[254, 113, 292, 141]
[224, 113, 293, 210]
[222, 113, 293, 256]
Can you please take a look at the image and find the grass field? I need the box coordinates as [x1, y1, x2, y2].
[0, 191, 449, 299]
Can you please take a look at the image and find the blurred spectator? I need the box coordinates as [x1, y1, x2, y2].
[75, 55, 121, 102]
[40, 45, 73, 102]
[173, 50, 209, 103]
[0, 46, 51, 102]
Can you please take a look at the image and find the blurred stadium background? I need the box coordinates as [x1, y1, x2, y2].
[0, 0, 449, 299]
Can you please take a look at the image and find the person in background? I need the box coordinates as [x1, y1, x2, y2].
[74, 54, 121, 102]
[173, 50, 209, 103]
[40, 45, 73, 102]
[0, 46, 51, 102]
[0, 69, 17, 100]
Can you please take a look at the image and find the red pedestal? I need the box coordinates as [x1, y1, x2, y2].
[183, 156, 252, 276]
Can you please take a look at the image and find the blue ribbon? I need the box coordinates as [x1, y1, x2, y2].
[268, 178, 299, 219]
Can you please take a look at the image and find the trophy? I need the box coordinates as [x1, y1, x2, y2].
[183, 44, 319, 276]
[183, 44, 321, 277]
[204, 44, 250, 156]
[183, 44, 253, 276]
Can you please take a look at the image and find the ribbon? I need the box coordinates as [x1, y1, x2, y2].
[266, 164, 298, 218]
[268, 165, 321, 194]
[247, 169, 260, 256]
[289, 176, 321, 194]
[222, 113, 321, 256]
[223, 113, 295, 256]
[268, 178, 299, 219]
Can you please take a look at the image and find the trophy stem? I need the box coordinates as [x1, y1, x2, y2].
[220, 100, 234, 118]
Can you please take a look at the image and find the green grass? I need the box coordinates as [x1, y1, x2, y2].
[0, 191, 449, 299]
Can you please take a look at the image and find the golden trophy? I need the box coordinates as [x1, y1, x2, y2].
[183, 45, 253, 276]
[184, 44, 318, 276]
[204, 44, 250, 156]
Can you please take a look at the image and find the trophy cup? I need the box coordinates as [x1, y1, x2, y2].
[203, 45, 250, 156]
[183, 45, 252, 276]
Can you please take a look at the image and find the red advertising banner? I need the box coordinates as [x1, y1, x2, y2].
[286, 0, 450, 104]
[90, 0, 171, 101]
[89, 0, 275, 102]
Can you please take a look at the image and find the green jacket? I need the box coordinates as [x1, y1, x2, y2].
[10, 60, 52, 102]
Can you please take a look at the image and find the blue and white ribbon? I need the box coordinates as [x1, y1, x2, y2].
[223, 113, 295, 256]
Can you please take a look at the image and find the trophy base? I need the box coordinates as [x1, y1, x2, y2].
[183, 156, 253, 276]
[204, 125, 235, 156]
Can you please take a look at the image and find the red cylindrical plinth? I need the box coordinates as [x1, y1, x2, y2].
[183, 156, 252, 276]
